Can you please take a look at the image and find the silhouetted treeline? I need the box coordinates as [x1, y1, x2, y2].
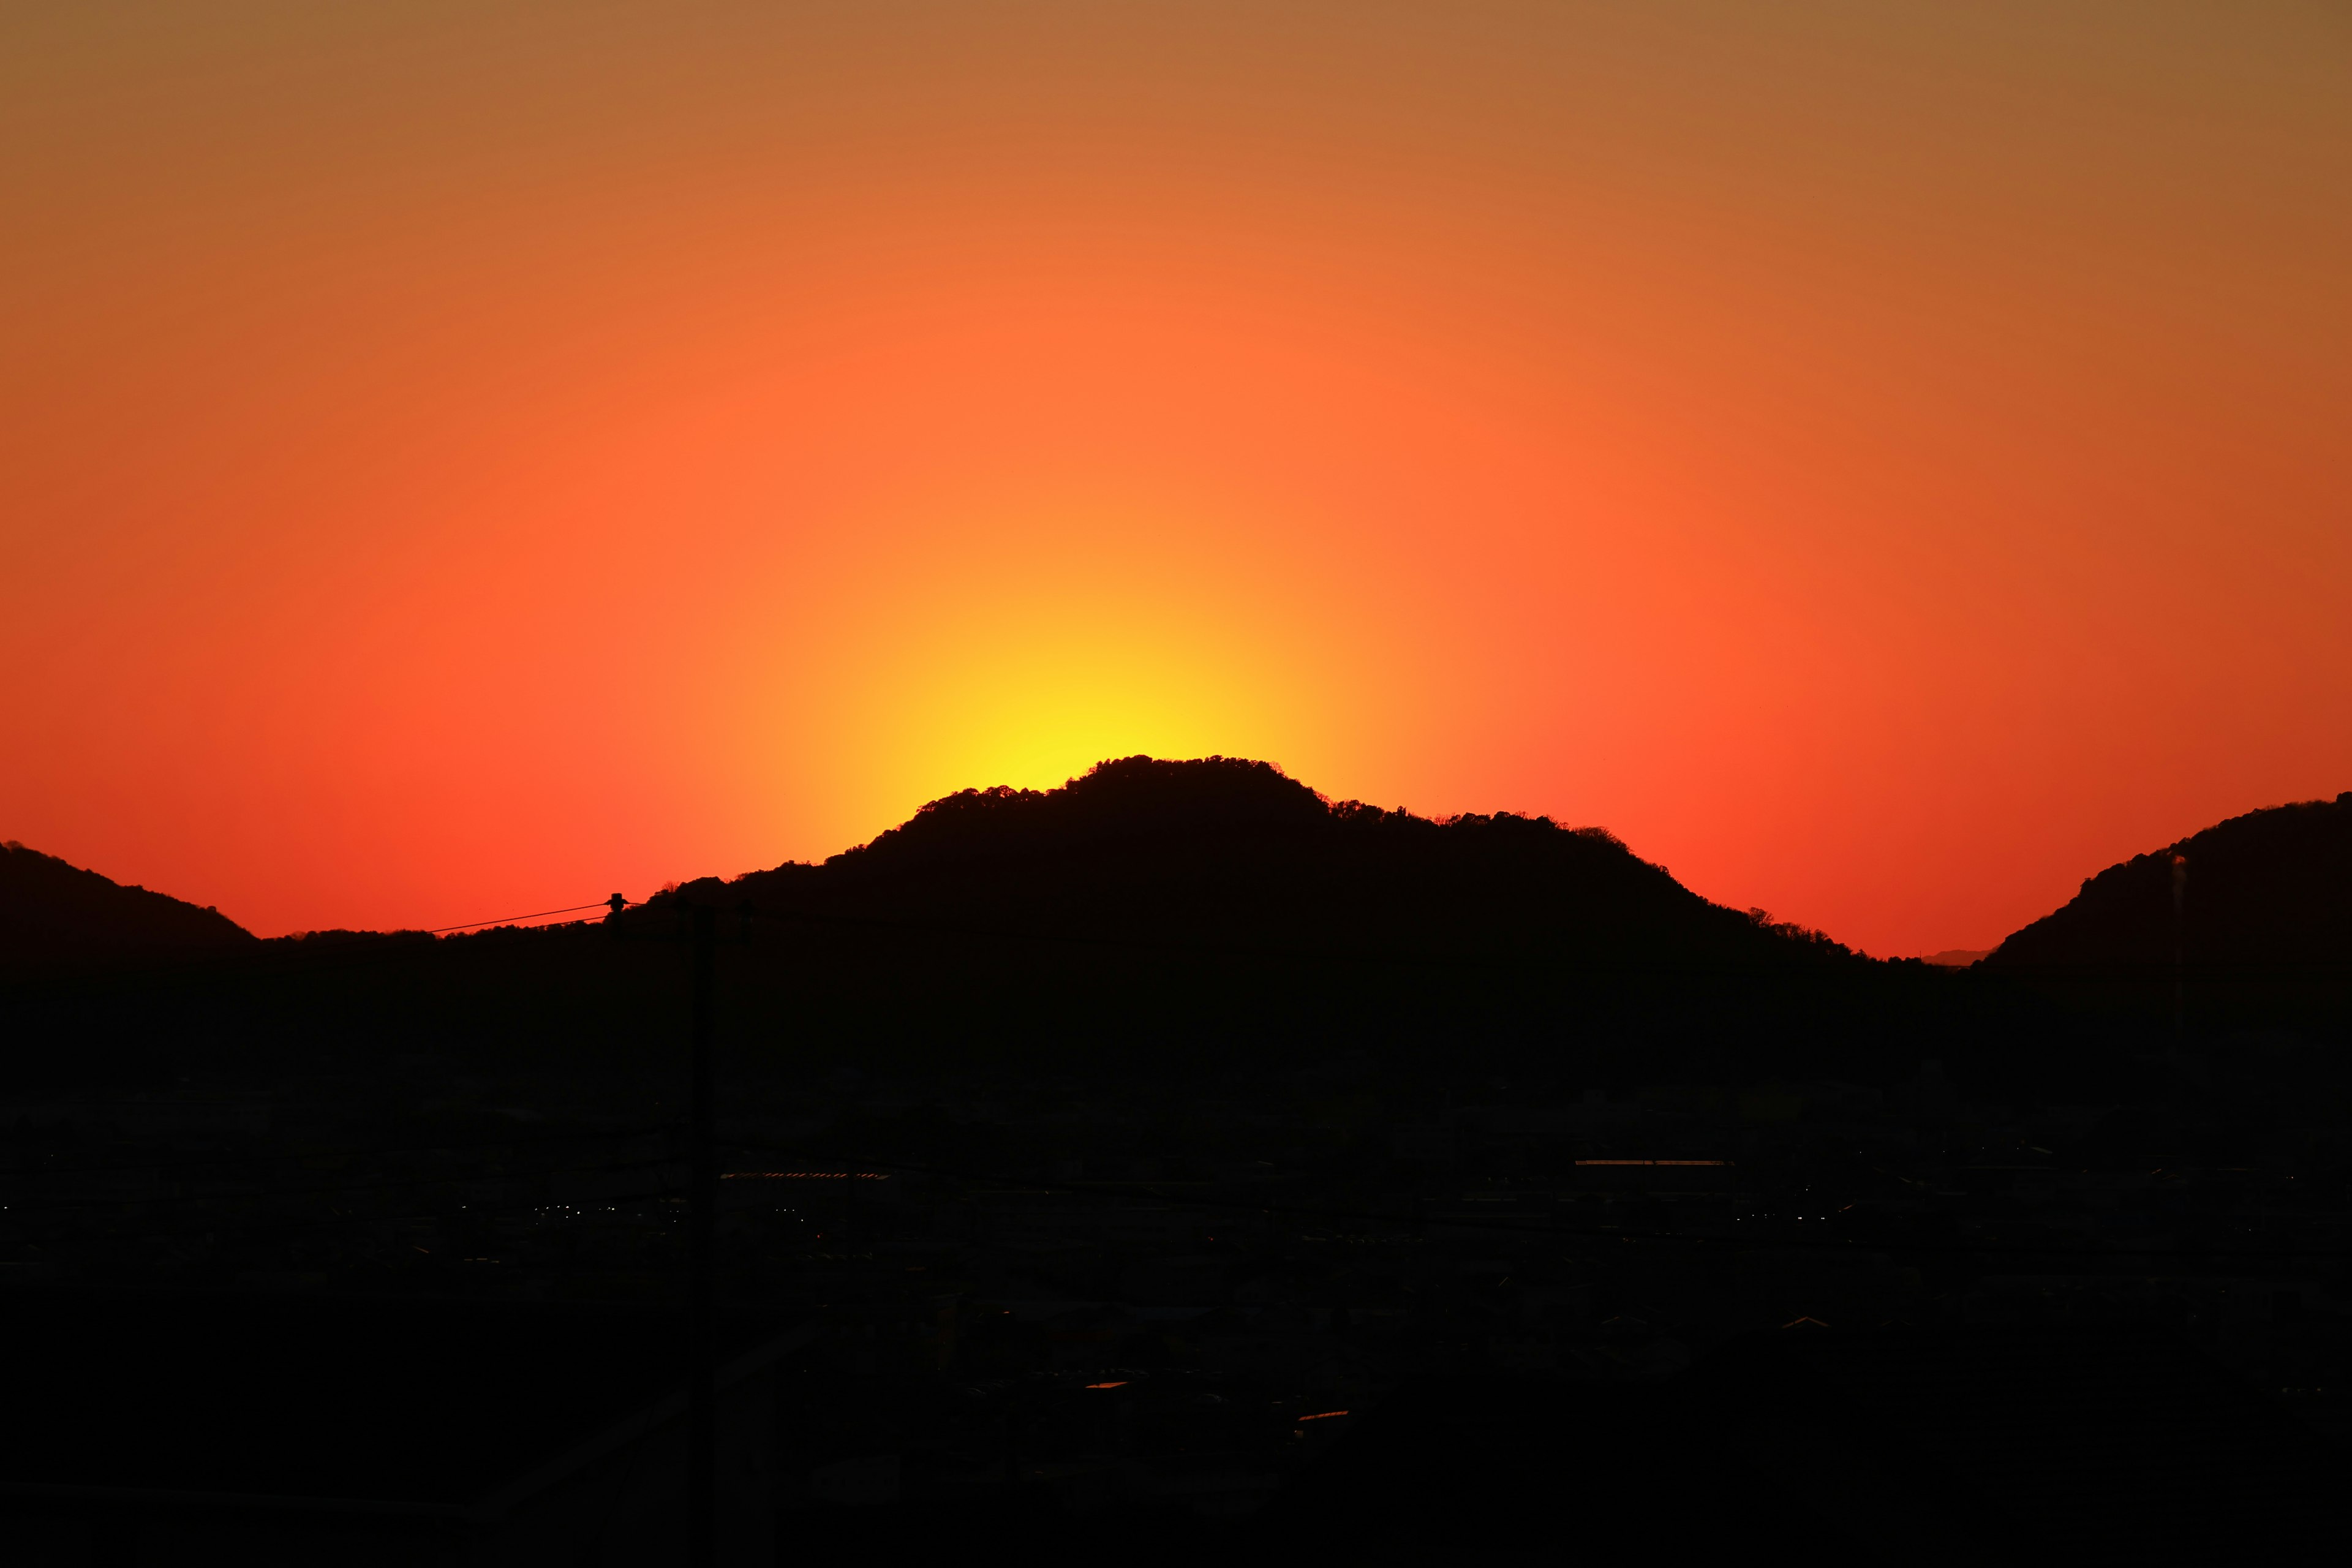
[0, 840, 254, 969]
[1978, 791, 2352, 1041]
[1991, 791, 2352, 968]
[4, 759, 2344, 1100]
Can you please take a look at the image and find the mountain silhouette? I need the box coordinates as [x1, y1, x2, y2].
[0, 840, 255, 967]
[657, 756, 1853, 971]
[578, 755, 1920, 1085]
[1985, 792, 2352, 969]
[0, 760, 2013, 1091]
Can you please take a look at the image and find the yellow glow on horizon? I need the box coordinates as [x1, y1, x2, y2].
[897, 625, 1278, 797]
[794, 492, 1354, 839]
[19, 3, 2343, 955]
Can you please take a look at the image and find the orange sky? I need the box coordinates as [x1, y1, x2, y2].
[4, 2, 2348, 954]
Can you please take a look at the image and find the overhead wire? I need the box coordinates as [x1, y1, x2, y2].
[0, 897, 649, 996]
[420, 902, 622, 933]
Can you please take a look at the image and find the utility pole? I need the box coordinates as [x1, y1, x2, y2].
[2171, 854, 2188, 1041]
[688, 901, 718, 1568]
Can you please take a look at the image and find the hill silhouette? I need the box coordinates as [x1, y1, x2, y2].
[568, 756, 1930, 1087]
[0, 760, 2042, 1093]
[656, 756, 1854, 972]
[0, 840, 254, 968]
[1986, 792, 2352, 969]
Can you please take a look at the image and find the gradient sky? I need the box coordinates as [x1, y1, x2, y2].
[5, 2, 2348, 954]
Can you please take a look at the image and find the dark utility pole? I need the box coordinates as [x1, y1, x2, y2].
[688, 902, 718, 1567]
[2171, 854, 2188, 1040]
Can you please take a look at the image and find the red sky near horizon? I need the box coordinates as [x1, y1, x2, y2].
[5, 2, 2348, 955]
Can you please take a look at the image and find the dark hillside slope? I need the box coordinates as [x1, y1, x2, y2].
[695, 756, 1836, 970]
[1986, 793, 2352, 969]
[3, 760, 1964, 1091]
[0, 841, 254, 967]
[621, 757, 1923, 1081]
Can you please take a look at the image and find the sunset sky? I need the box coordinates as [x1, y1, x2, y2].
[5, 2, 2347, 955]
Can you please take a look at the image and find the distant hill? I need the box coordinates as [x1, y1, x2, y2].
[0, 760, 2016, 1090]
[0, 841, 255, 966]
[1985, 793, 2352, 968]
[1920, 949, 1991, 968]
[666, 755, 1853, 972]
[619, 756, 1890, 1076]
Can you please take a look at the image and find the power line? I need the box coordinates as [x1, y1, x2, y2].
[0, 899, 649, 995]
[420, 902, 622, 934]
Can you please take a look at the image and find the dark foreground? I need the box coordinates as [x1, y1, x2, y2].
[5, 769, 2348, 1559]
[5, 1049, 2349, 1564]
